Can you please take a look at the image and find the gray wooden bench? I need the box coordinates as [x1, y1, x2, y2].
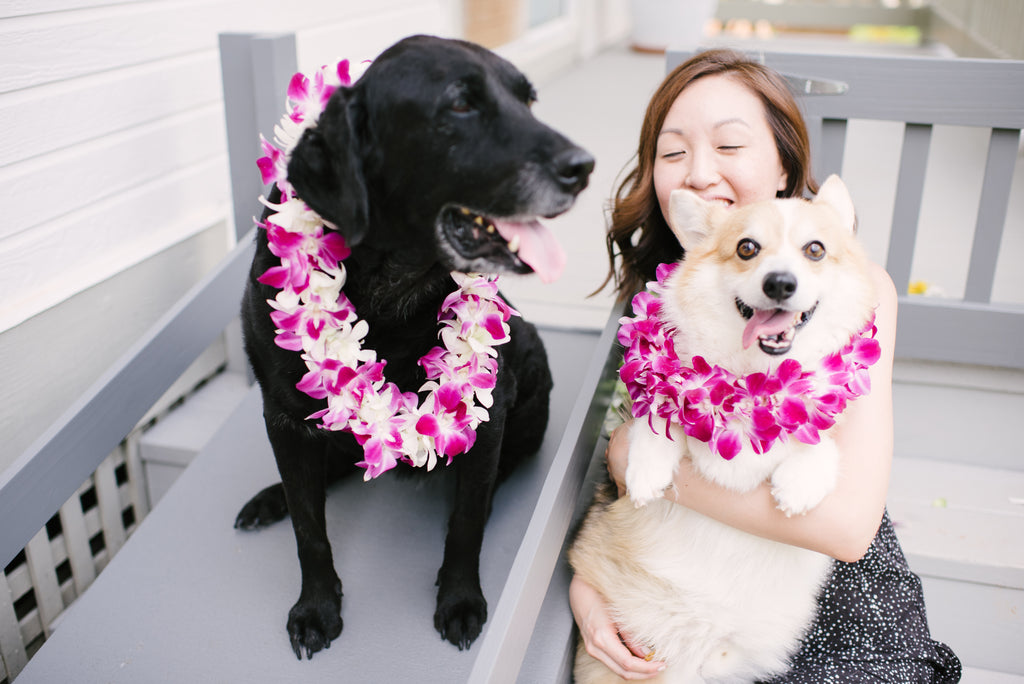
[4, 40, 1023, 684]
[2, 32, 620, 684]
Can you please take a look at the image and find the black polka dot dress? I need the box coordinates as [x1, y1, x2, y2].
[761, 510, 962, 683]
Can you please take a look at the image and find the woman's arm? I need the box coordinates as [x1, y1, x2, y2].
[608, 262, 898, 562]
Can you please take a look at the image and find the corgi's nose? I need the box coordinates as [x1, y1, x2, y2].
[763, 272, 797, 302]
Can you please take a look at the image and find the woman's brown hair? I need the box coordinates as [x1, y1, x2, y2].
[601, 49, 817, 300]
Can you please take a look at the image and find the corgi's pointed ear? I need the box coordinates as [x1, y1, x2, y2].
[813, 175, 856, 233]
[667, 189, 714, 250]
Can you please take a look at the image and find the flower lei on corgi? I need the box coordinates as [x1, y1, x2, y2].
[255, 59, 517, 480]
[619, 262, 881, 460]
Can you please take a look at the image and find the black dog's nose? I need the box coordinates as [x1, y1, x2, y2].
[763, 272, 797, 302]
[553, 148, 595, 195]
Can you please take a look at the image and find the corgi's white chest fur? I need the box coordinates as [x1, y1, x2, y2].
[571, 176, 877, 684]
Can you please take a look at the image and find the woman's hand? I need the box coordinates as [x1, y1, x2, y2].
[569, 574, 665, 679]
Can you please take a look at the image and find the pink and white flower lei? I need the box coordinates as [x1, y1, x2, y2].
[618, 262, 882, 460]
[255, 58, 518, 480]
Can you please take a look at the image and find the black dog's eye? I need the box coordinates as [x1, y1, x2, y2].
[803, 240, 826, 261]
[444, 79, 479, 117]
[451, 94, 473, 114]
[737, 238, 760, 260]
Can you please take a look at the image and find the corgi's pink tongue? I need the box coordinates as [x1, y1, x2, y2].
[742, 309, 793, 349]
[493, 218, 567, 284]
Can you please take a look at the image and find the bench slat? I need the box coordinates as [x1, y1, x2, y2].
[818, 117, 847, 181]
[886, 122, 932, 295]
[966, 127, 1021, 304]
[764, 54, 1024, 129]
[896, 298, 1024, 369]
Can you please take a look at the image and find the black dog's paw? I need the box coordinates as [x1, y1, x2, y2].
[434, 586, 488, 650]
[234, 483, 288, 530]
[287, 580, 344, 660]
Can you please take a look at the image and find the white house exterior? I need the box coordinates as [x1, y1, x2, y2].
[0, 0, 629, 472]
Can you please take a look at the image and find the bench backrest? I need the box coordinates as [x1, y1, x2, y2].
[668, 50, 1024, 370]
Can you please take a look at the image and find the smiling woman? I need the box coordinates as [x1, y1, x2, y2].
[573, 48, 962, 683]
[652, 75, 789, 212]
[601, 50, 815, 301]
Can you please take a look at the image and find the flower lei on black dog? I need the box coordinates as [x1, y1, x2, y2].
[255, 59, 517, 480]
[618, 262, 881, 460]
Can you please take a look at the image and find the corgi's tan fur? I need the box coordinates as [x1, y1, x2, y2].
[570, 176, 876, 683]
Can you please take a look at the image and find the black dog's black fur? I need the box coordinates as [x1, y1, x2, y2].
[235, 35, 593, 660]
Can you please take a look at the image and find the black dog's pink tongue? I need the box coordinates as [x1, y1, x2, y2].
[743, 309, 793, 349]
[493, 218, 567, 284]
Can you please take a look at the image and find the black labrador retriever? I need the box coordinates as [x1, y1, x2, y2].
[235, 35, 593, 660]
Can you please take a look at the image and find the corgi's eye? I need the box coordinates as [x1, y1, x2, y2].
[803, 241, 826, 261]
[737, 239, 760, 260]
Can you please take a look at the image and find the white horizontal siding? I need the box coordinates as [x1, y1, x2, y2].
[2, 105, 226, 241]
[0, 0, 443, 94]
[0, 0, 458, 466]
[1, 157, 230, 331]
[0, 52, 222, 166]
[0, 1, 149, 20]
[0, 0, 458, 333]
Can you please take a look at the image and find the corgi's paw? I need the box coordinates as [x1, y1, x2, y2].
[626, 460, 675, 507]
[771, 478, 828, 517]
[770, 443, 839, 516]
[625, 426, 681, 507]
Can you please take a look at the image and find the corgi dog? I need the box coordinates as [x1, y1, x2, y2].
[570, 175, 878, 684]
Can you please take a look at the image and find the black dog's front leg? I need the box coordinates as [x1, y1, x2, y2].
[434, 408, 506, 650]
[266, 417, 343, 660]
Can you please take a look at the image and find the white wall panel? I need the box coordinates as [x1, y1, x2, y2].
[2, 105, 225, 240]
[1, 0, 459, 333]
[0, 52, 221, 165]
[0, 1, 148, 20]
[1, 156, 229, 331]
[0, 0, 435, 94]
[0, 0, 463, 462]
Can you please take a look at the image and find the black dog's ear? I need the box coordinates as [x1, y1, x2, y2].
[287, 93, 369, 246]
